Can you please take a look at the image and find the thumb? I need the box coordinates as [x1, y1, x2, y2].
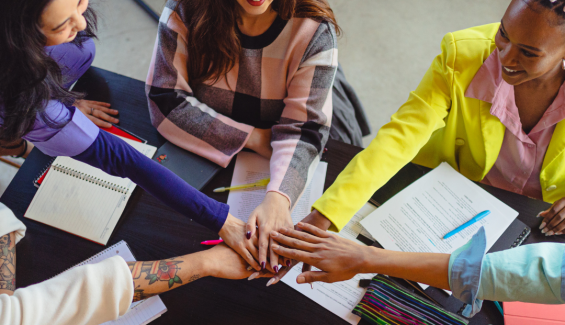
[297, 271, 330, 284]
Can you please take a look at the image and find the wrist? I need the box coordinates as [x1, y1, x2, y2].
[194, 251, 213, 278]
[302, 209, 332, 231]
[358, 246, 384, 274]
[244, 128, 258, 150]
[265, 191, 290, 209]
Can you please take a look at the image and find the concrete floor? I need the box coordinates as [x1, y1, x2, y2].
[0, 0, 511, 196]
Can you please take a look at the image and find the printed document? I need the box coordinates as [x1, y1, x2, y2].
[227, 152, 327, 224]
[282, 203, 377, 325]
[360, 162, 518, 254]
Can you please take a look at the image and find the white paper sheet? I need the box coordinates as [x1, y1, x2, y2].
[360, 162, 518, 255]
[282, 203, 378, 325]
[227, 152, 327, 224]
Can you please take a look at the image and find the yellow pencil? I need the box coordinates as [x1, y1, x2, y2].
[213, 178, 270, 193]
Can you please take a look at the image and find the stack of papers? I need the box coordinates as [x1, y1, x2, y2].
[360, 162, 518, 255]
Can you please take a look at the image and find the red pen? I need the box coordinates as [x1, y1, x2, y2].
[200, 239, 224, 245]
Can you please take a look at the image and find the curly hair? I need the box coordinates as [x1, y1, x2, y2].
[0, 0, 97, 143]
[173, 0, 341, 85]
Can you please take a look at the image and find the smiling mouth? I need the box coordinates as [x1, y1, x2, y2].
[502, 66, 524, 76]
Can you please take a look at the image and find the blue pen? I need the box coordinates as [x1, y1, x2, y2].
[443, 210, 491, 239]
[494, 301, 504, 316]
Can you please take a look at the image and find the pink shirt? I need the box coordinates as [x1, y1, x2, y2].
[466, 50, 565, 200]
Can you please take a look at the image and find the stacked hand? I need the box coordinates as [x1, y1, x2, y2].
[246, 192, 293, 276]
[246, 209, 333, 286]
[270, 222, 370, 284]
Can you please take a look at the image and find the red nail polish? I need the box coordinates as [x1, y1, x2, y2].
[261, 262, 266, 270]
[246, 231, 251, 239]
[274, 265, 279, 273]
[286, 260, 291, 267]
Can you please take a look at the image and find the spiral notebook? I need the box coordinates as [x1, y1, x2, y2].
[56, 240, 167, 325]
[25, 136, 157, 245]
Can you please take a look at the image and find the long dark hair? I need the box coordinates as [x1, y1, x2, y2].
[0, 0, 97, 143]
[174, 0, 340, 84]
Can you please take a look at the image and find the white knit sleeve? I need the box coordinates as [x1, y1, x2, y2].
[0, 256, 133, 325]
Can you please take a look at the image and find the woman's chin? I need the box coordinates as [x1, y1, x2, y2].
[240, 0, 272, 16]
[501, 72, 527, 86]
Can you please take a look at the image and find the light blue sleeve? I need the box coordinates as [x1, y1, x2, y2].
[448, 227, 565, 318]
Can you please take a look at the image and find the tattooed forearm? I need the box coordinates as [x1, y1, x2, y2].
[0, 233, 16, 294]
[127, 257, 202, 302]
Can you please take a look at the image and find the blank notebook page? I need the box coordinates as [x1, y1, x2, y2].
[25, 136, 156, 245]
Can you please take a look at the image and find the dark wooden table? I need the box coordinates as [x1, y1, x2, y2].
[1, 67, 561, 325]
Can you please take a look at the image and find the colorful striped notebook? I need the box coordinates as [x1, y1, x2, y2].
[353, 275, 468, 325]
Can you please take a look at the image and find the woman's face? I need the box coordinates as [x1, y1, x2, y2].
[236, 0, 274, 17]
[41, 0, 89, 46]
[495, 0, 565, 86]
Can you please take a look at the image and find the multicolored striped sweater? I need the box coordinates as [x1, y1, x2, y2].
[146, 0, 338, 207]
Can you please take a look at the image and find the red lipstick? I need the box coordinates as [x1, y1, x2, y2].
[247, 0, 266, 6]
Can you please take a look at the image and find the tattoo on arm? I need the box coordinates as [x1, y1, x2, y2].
[0, 233, 16, 293]
[127, 258, 201, 301]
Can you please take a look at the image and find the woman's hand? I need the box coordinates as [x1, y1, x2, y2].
[246, 192, 292, 273]
[203, 243, 271, 280]
[263, 209, 332, 286]
[218, 213, 261, 271]
[75, 99, 119, 128]
[539, 197, 565, 236]
[270, 222, 371, 284]
[244, 128, 272, 159]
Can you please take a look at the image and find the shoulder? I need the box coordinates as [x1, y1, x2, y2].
[435, 23, 498, 80]
[159, 0, 189, 36]
[441, 23, 498, 65]
[292, 18, 337, 66]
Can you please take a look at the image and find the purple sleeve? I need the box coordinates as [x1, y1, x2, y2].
[23, 101, 99, 157]
[73, 130, 228, 232]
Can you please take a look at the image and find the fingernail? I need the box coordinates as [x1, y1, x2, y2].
[542, 228, 548, 234]
[297, 276, 305, 284]
[248, 272, 260, 280]
[556, 232, 563, 235]
[274, 265, 279, 273]
[540, 222, 547, 229]
[297, 222, 304, 227]
[271, 231, 278, 237]
[246, 231, 251, 240]
[286, 260, 291, 267]
[310, 283, 314, 289]
[266, 278, 277, 287]
[272, 244, 279, 250]
[536, 212, 543, 218]
[547, 231, 555, 236]
[261, 262, 266, 270]
[246, 266, 253, 271]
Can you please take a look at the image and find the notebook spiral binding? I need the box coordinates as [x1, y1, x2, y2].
[52, 164, 129, 194]
[511, 228, 531, 248]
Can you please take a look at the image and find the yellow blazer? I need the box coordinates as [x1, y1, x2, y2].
[314, 23, 565, 232]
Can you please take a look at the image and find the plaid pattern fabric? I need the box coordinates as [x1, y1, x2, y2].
[146, 1, 338, 207]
